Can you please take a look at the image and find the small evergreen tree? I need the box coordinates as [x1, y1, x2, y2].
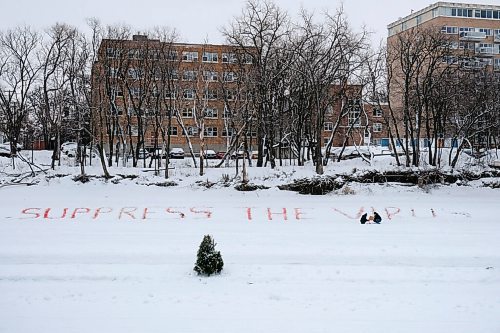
[194, 235, 224, 276]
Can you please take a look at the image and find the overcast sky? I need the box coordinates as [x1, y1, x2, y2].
[1, 0, 500, 45]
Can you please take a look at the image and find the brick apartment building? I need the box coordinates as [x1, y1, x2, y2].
[92, 34, 388, 157]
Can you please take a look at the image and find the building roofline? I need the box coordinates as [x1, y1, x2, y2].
[387, 2, 500, 29]
[100, 38, 233, 49]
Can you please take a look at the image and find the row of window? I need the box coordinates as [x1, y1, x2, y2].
[110, 87, 242, 101]
[106, 47, 253, 64]
[109, 67, 239, 82]
[441, 27, 500, 37]
[446, 7, 500, 20]
[323, 122, 383, 132]
[111, 105, 233, 119]
[442, 56, 494, 67]
[162, 126, 246, 137]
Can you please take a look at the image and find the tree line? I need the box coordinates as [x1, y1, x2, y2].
[1, 0, 499, 179]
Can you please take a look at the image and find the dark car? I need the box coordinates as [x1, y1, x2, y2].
[215, 151, 227, 159]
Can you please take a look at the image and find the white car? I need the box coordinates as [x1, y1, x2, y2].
[169, 147, 185, 159]
[61, 142, 77, 153]
[137, 148, 150, 159]
[203, 149, 217, 159]
[1, 142, 23, 151]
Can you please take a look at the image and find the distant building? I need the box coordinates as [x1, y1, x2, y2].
[91, 34, 388, 159]
[388, 2, 500, 71]
[387, 2, 500, 152]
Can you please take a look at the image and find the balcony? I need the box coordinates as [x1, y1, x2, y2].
[461, 59, 489, 70]
[460, 31, 486, 40]
[475, 47, 494, 56]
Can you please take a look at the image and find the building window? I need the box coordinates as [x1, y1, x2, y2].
[112, 106, 124, 115]
[222, 53, 237, 63]
[372, 108, 382, 117]
[164, 90, 176, 99]
[225, 90, 237, 101]
[128, 49, 143, 60]
[106, 48, 118, 59]
[203, 71, 218, 82]
[477, 43, 493, 54]
[182, 108, 194, 118]
[373, 123, 383, 133]
[243, 54, 253, 64]
[111, 87, 123, 98]
[204, 89, 218, 100]
[459, 42, 474, 50]
[182, 70, 197, 81]
[166, 108, 178, 117]
[128, 125, 139, 135]
[441, 26, 458, 34]
[166, 51, 178, 61]
[478, 28, 492, 36]
[182, 51, 198, 62]
[348, 111, 361, 127]
[183, 89, 195, 99]
[169, 70, 179, 80]
[203, 108, 218, 118]
[324, 122, 333, 131]
[452, 8, 473, 17]
[347, 99, 362, 127]
[129, 87, 141, 98]
[202, 52, 218, 63]
[222, 127, 235, 137]
[168, 126, 178, 136]
[107, 67, 119, 78]
[128, 68, 144, 80]
[223, 71, 238, 82]
[223, 108, 232, 119]
[204, 127, 218, 137]
[151, 87, 160, 98]
[184, 126, 198, 136]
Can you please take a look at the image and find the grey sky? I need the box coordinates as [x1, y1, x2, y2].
[1, 0, 500, 45]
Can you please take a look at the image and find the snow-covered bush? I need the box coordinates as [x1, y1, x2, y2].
[194, 235, 224, 276]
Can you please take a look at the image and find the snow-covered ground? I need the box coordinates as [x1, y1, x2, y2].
[1, 151, 500, 332]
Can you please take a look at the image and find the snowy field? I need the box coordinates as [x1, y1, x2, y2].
[1, 151, 500, 333]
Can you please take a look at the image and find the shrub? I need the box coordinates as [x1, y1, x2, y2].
[194, 235, 224, 276]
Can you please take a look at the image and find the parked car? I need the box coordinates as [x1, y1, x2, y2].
[0, 145, 10, 157]
[66, 146, 98, 158]
[1, 142, 23, 151]
[152, 149, 168, 159]
[137, 148, 150, 159]
[216, 151, 227, 159]
[203, 149, 217, 159]
[169, 147, 185, 159]
[61, 142, 77, 153]
[231, 150, 246, 159]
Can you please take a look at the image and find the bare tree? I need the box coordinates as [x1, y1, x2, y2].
[223, 0, 291, 168]
[0, 26, 41, 161]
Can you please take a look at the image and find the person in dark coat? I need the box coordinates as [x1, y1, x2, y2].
[360, 213, 368, 224]
[373, 212, 382, 224]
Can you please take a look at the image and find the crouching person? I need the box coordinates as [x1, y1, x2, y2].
[360, 212, 382, 224]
